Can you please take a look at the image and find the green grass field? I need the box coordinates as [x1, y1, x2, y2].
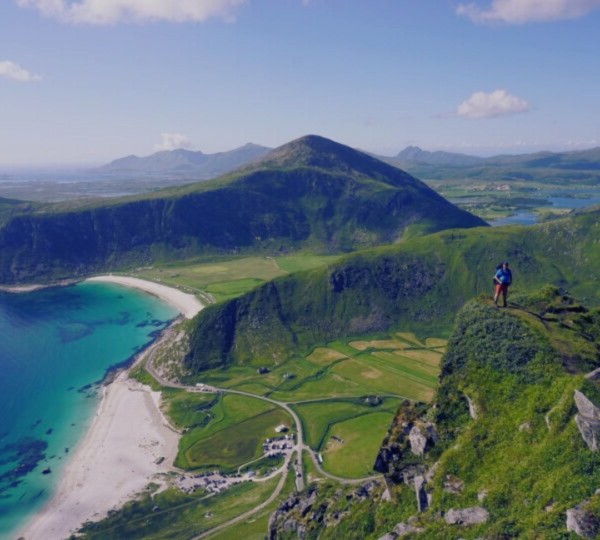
[166, 332, 444, 479]
[184, 408, 291, 470]
[126, 254, 341, 303]
[293, 397, 402, 450]
[194, 333, 445, 405]
[175, 393, 292, 471]
[320, 412, 396, 478]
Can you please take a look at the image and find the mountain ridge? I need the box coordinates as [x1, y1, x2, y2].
[96, 142, 272, 177]
[182, 205, 600, 375]
[0, 135, 486, 284]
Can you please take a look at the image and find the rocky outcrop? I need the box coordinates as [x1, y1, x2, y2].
[268, 481, 383, 539]
[584, 367, 600, 381]
[425, 461, 439, 483]
[566, 501, 598, 539]
[378, 517, 424, 539]
[443, 475, 464, 494]
[414, 475, 428, 513]
[574, 390, 600, 451]
[409, 425, 428, 456]
[444, 507, 489, 525]
[393, 520, 425, 536]
[408, 422, 439, 457]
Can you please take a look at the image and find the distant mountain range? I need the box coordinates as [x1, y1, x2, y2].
[392, 146, 485, 167]
[376, 146, 600, 183]
[96, 143, 272, 178]
[98, 143, 600, 186]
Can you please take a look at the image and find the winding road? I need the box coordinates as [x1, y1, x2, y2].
[143, 336, 383, 539]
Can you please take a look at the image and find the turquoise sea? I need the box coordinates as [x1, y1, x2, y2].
[0, 282, 178, 538]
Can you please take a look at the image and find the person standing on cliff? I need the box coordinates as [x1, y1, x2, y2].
[493, 261, 512, 307]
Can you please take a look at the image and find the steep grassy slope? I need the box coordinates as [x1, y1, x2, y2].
[183, 206, 600, 375]
[268, 288, 600, 538]
[0, 136, 485, 284]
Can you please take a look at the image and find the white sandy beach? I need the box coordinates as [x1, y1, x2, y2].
[85, 275, 204, 319]
[17, 372, 180, 540]
[17, 277, 204, 540]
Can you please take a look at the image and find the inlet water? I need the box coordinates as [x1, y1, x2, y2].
[0, 281, 178, 537]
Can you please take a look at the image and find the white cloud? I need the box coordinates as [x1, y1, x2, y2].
[457, 0, 600, 24]
[154, 133, 192, 152]
[16, 0, 247, 25]
[456, 89, 529, 119]
[0, 60, 42, 82]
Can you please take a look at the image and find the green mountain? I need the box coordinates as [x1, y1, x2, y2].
[0, 135, 485, 285]
[268, 287, 600, 538]
[183, 205, 600, 375]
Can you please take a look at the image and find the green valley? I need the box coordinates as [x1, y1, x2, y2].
[4, 135, 600, 539]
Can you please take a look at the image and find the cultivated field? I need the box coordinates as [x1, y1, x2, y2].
[191, 331, 446, 478]
[125, 254, 341, 302]
[175, 393, 293, 472]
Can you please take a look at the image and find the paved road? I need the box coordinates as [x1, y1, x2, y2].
[144, 348, 305, 490]
[144, 339, 380, 538]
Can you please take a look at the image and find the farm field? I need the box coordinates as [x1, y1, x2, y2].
[293, 397, 402, 451]
[175, 393, 293, 472]
[320, 411, 397, 478]
[124, 254, 341, 302]
[189, 331, 446, 479]
[197, 332, 444, 404]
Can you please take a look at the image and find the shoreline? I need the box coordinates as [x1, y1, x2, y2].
[16, 277, 204, 539]
[85, 275, 204, 319]
[17, 370, 181, 540]
[1, 275, 204, 321]
[16, 355, 181, 539]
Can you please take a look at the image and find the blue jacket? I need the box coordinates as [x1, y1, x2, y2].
[495, 268, 512, 284]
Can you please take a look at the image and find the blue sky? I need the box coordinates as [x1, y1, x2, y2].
[1, 0, 600, 165]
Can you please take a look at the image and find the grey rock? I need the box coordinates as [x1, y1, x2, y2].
[573, 391, 600, 451]
[519, 422, 531, 432]
[575, 414, 600, 451]
[393, 522, 425, 536]
[298, 490, 317, 517]
[378, 534, 397, 540]
[282, 518, 299, 533]
[381, 487, 391, 501]
[409, 425, 428, 456]
[392, 464, 428, 486]
[585, 367, 600, 381]
[477, 490, 487, 502]
[574, 390, 600, 421]
[567, 503, 598, 539]
[424, 423, 439, 443]
[415, 475, 428, 513]
[425, 461, 440, 483]
[443, 476, 464, 494]
[445, 507, 490, 525]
